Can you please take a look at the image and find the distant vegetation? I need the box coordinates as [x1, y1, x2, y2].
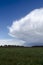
[0, 45, 43, 47]
[0, 45, 25, 48]
[0, 46, 43, 65]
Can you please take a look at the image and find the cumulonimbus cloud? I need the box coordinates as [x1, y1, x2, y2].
[8, 8, 43, 46]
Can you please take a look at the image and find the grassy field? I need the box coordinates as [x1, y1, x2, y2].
[0, 47, 43, 65]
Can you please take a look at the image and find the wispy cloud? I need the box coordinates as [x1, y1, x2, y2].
[0, 39, 24, 46]
[8, 8, 43, 46]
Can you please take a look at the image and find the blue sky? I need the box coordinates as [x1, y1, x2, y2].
[0, 0, 43, 46]
[0, 0, 43, 39]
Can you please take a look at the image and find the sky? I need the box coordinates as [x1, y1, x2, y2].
[0, 0, 43, 46]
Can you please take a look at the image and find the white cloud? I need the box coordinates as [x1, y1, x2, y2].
[8, 8, 43, 46]
[0, 39, 24, 46]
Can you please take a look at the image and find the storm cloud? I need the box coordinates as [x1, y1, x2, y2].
[8, 8, 43, 46]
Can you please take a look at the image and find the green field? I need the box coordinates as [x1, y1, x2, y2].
[0, 47, 43, 65]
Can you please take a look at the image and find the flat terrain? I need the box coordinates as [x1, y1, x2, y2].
[0, 47, 43, 65]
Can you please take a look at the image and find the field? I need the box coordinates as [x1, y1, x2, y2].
[0, 47, 43, 65]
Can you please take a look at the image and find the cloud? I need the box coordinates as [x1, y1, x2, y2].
[0, 39, 24, 46]
[8, 8, 43, 46]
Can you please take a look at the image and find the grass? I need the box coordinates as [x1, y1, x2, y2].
[0, 47, 43, 65]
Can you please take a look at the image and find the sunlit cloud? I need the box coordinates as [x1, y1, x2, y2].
[8, 8, 43, 46]
[0, 39, 24, 46]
